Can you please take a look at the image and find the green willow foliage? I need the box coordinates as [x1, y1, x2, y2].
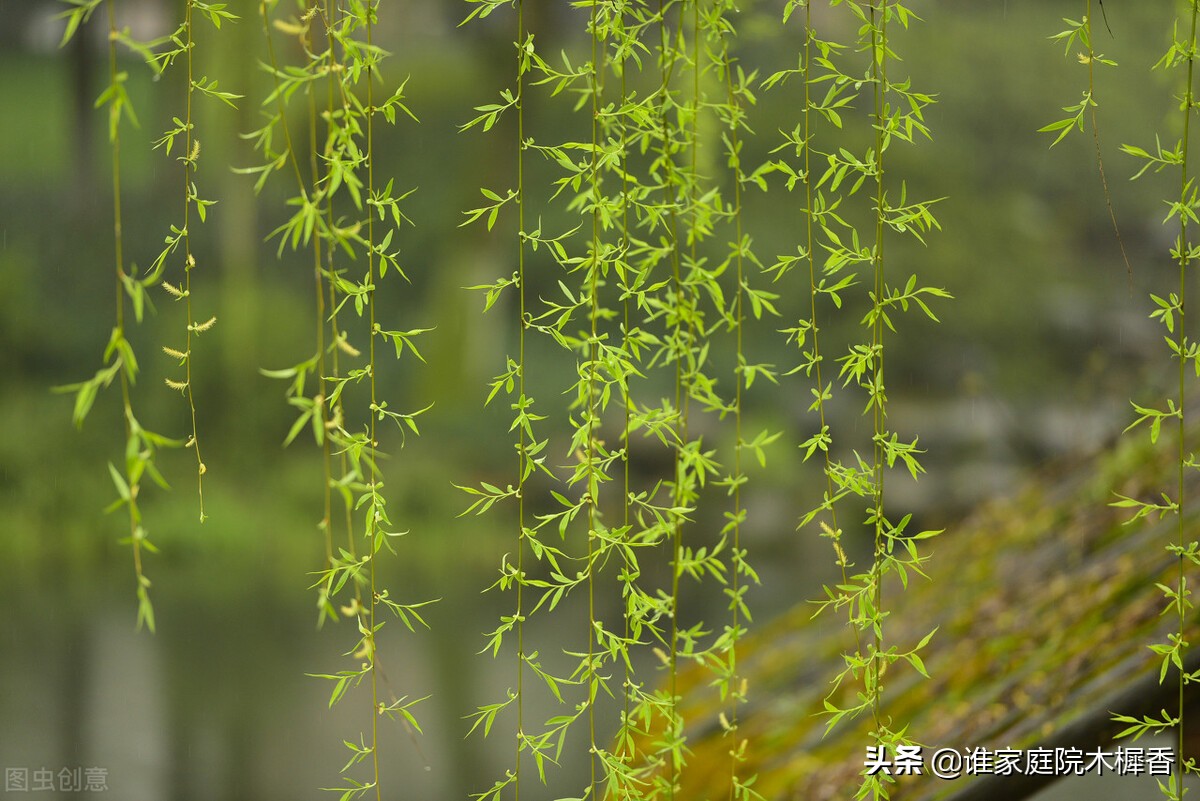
[763, 2, 946, 799]
[1101, 3, 1200, 797]
[153, 0, 234, 524]
[460, 1, 942, 799]
[56, 0, 240, 630]
[93, 1, 1200, 800]
[459, 1, 770, 798]
[246, 2, 435, 799]
[1040, 0, 1130, 283]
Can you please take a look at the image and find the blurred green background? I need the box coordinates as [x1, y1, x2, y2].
[0, 0, 1192, 799]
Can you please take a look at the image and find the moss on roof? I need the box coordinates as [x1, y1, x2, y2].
[665, 428, 1200, 800]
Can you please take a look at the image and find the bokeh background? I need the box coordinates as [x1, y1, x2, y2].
[0, 1, 1193, 799]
